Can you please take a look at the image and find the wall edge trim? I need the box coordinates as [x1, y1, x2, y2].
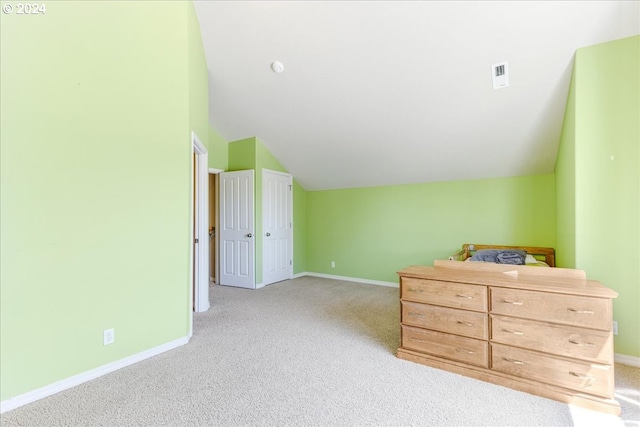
[615, 353, 640, 367]
[293, 272, 398, 288]
[0, 336, 190, 414]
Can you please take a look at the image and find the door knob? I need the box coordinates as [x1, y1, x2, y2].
[266, 232, 271, 236]
[247, 233, 252, 238]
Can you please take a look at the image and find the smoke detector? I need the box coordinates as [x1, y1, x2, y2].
[271, 61, 284, 73]
[492, 61, 509, 90]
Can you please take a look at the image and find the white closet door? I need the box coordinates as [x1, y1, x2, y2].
[219, 170, 255, 289]
[263, 170, 293, 286]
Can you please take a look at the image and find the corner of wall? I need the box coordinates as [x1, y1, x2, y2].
[554, 56, 577, 269]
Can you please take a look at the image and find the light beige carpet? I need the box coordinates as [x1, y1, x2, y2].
[1, 276, 638, 426]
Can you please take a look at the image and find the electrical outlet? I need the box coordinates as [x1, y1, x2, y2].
[613, 321, 618, 336]
[104, 328, 115, 345]
[331, 261, 335, 268]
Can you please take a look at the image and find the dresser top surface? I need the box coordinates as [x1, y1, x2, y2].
[398, 265, 618, 299]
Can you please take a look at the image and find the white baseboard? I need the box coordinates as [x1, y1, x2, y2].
[615, 353, 640, 367]
[0, 336, 190, 414]
[293, 271, 398, 288]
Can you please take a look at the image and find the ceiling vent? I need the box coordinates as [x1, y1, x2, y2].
[492, 61, 509, 90]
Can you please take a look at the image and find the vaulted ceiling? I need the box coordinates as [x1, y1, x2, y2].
[194, 1, 639, 190]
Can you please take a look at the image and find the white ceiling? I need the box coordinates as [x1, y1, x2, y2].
[194, 1, 639, 191]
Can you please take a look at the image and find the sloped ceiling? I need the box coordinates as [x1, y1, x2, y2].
[194, 1, 639, 190]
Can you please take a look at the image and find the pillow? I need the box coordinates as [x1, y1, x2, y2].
[525, 254, 537, 264]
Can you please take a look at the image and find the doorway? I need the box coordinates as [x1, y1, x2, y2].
[208, 168, 223, 285]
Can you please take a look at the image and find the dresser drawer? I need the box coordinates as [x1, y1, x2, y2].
[492, 343, 613, 398]
[401, 277, 487, 311]
[491, 288, 611, 330]
[402, 301, 488, 339]
[491, 316, 613, 364]
[402, 325, 488, 367]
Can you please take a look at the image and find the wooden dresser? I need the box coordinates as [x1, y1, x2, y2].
[397, 263, 620, 415]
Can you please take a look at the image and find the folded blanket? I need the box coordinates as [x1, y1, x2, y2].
[496, 250, 527, 265]
[469, 249, 526, 265]
[469, 249, 500, 262]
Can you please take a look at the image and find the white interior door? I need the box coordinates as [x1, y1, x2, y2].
[263, 170, 293, 286]
[219, 170, 255, 288]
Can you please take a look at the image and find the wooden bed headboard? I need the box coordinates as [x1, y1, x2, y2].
[455, 244, 556, 267]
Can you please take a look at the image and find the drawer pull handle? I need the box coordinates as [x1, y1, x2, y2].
[456, 294, 473, 299]
[502, 299, 523, 305]
[457, 348, 475, 354]
[457, 321, 474, 326]
[408, 338, 429, 343]
[407, 312, 425, 318]
[569, 371, 593, 379]
[568, 339, 595, 347]
[567, 308, 595, 315]
[502, 328, 524, 336]
[569, 372, 595, 385]
[407, 287, 423, 293]
[503, 357, 525, 365]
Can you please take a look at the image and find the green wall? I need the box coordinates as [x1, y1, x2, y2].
[228, 137, 256, 172]
[0, 1, 206, 401]
[306, 175, 556, 283]
[209, 126, 229, 171]
[293, 181, 308, 274]
[570, 36, 639, 357]
[188, 3, 209, 147]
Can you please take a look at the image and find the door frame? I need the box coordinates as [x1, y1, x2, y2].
[191, 132, 210, 316]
